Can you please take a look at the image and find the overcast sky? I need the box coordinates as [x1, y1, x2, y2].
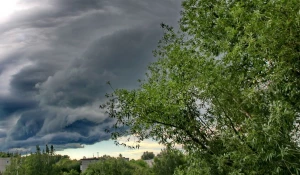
[0, 0, 182, 158]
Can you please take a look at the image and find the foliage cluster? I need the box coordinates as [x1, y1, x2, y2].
[141, 151, 155, 160]
[153, 148, 185, 175]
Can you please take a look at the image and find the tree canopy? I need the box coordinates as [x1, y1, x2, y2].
[153, 148, 186, 175]
[141, 151, 155, 160]
[102, 0, 300, 174]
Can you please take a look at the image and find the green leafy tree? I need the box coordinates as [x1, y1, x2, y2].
[50, 145, 54, 156]
[130, 159, 153, 175]
[152, 148, 186, 175]
[45, 145, 50, 154]
[101, 0, 300, 174]
[141, 151, 155, 160]
[3, 156, 25, 175]
[55, 157, 80, 174]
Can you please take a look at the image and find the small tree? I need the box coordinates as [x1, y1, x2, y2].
[141, 151, 155, 160]
[50, 145, 54, 156]
[46, 144, 50, 154]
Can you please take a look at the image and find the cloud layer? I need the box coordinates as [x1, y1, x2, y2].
[0, 0, 182, 152]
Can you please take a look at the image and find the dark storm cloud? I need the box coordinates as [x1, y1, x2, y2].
[9, 110, 46, 141]
[0, 0, 182, 151]
[65, 119, 100, 137]
[10, 65, 55, 95]
[0, 51, 26, 75]
[0, 130, 6, 138]
[52, 0, 105, 14]
[0, 95, 37, 120]
[38, 26, 161, 107]
[1, 107, 115, 150]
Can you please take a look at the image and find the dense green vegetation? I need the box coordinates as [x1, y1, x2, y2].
[82, 155, 152, 175]
[141, 151, 155, 160]
[2, 147, 186, 175]
[0, 152, 19, 158]
[83, 148, 185, 175]
[153, 148, 186, 175]
[3, 145, 81, 175]
[101, 0, 300, 174]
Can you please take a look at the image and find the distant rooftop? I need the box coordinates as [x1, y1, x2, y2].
[80, 157, 100, 161]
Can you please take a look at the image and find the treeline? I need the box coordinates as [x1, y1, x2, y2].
[0, 152, 20, 158]
[2, 146, 188, 175]
[83, 148, 186, 175]
[2, 145, 80, 175]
